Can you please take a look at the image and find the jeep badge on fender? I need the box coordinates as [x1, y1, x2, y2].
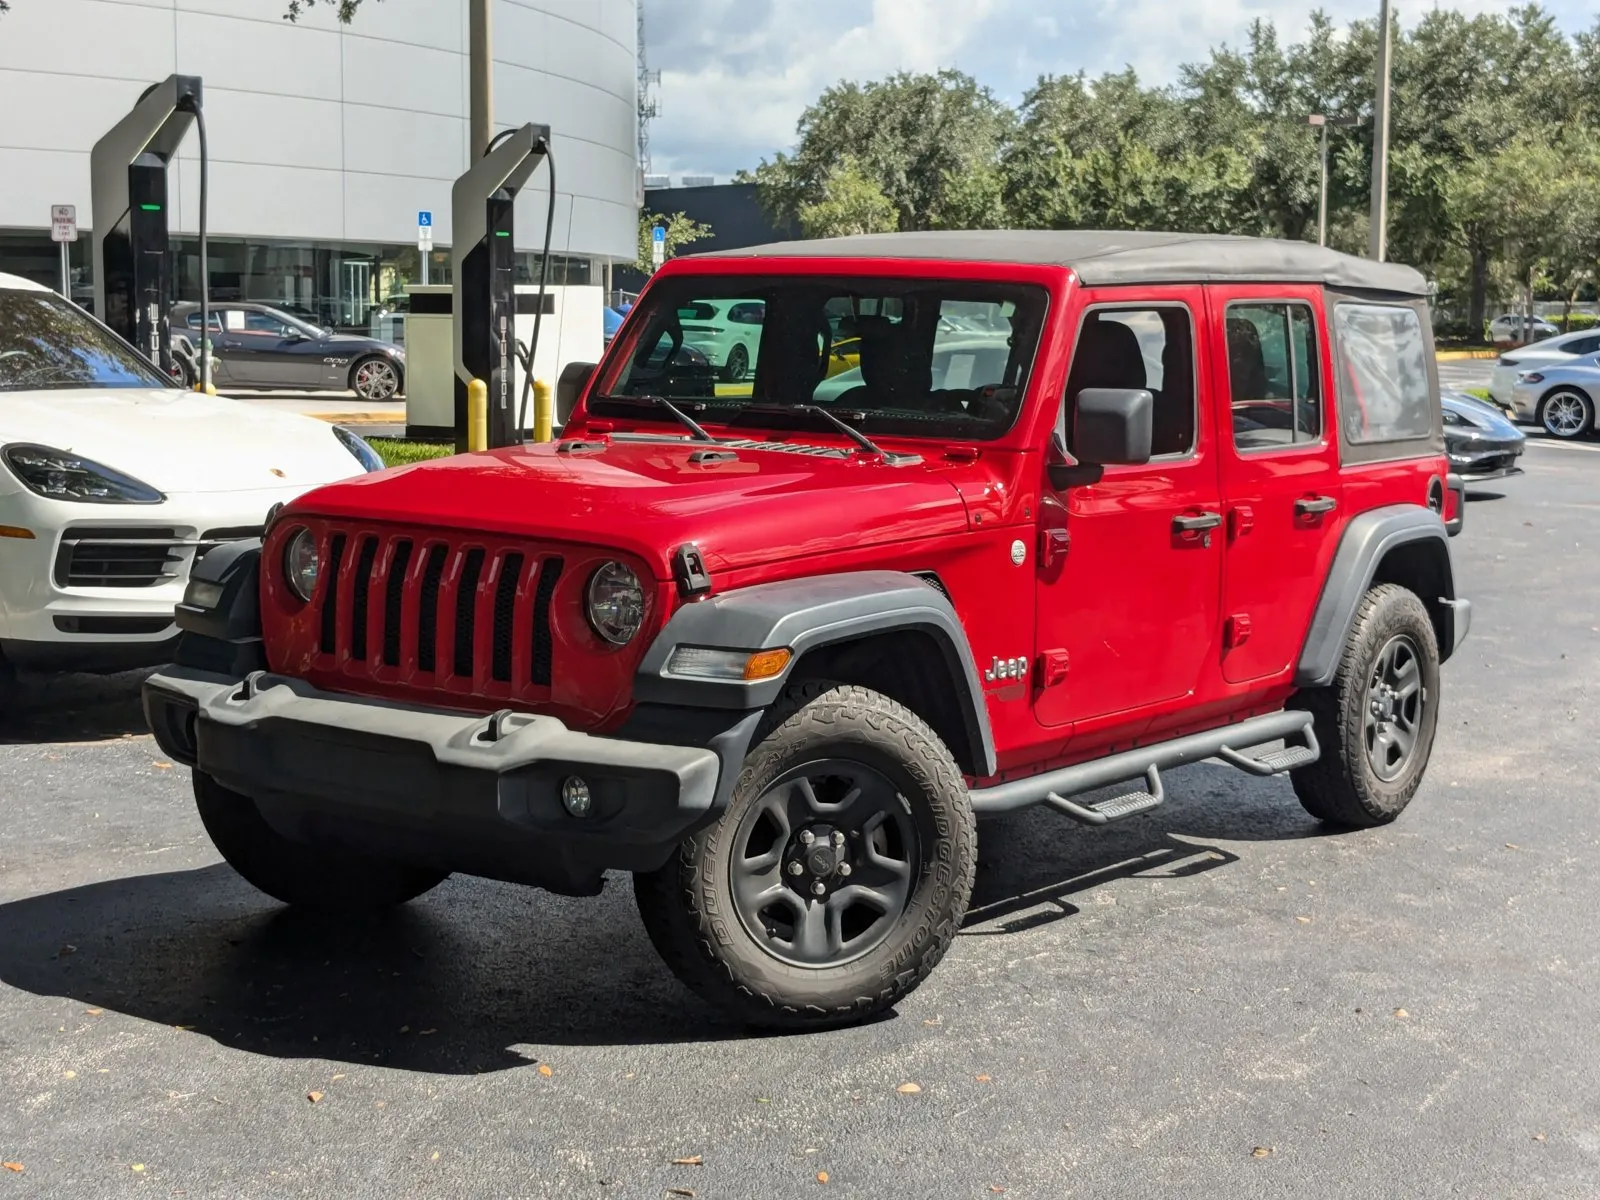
[144, 230, 1468, 1031]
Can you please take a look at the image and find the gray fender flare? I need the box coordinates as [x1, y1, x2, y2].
[1296, 505, 1463, 688]
[635, 570, 998, 777]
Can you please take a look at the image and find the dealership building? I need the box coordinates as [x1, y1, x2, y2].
[0, 0, 639, 330]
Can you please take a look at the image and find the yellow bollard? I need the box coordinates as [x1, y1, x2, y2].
[533, 378, 553, 443]
[467, 378, 489, 451]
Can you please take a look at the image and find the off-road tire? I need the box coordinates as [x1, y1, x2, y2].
[633, 681, 977, 1030]
[1291, 584, 1441, 828]
[194, 772, 447, 910]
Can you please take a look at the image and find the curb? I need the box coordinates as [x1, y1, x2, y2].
[1436, 350, 1500, 362]
[307, 413, 404, 425]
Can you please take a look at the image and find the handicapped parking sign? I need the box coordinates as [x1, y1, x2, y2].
[418, 211, 433, 228]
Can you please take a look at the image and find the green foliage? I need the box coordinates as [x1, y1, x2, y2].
[282, 0, 374, 21]
[636, 211, 713, 273]
[797, 158, 898, 239]
[367, 438, 453, 467]
[756, 7, 1600, 322]
[754, 70, 1014, 233]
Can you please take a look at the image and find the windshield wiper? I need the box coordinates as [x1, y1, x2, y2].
[593, 394, 715, 442]
[736, 404, 921, 466]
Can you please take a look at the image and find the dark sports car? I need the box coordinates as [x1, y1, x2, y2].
[1443, 390, 1525, 480]
[169, 302, 405, 400]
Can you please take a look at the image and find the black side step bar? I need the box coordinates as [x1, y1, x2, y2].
[969, 710, 1319, 820]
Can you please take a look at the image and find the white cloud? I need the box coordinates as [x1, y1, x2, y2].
[642, 0, 1595, 179]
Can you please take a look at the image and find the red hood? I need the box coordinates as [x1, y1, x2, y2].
[283, 439, 973, 577]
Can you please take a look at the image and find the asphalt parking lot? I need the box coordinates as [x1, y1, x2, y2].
[1, 435, 1596, 1199]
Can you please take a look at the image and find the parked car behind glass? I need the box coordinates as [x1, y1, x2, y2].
[171, 302, 406, 400]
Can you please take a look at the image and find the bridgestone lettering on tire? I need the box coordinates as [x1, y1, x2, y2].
[1291, 583, 1441, 828]
[194, 772, 447, 911]
[633, 681, 977, 1030]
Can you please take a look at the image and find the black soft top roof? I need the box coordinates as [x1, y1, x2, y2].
[701, 230, 1428, 297]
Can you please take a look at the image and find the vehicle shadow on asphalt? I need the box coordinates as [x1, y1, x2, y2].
[0, 865, 745, 1071]
[0, 766, 1338, 1067]
[964, 762, 1337, 935]
[0, 670, 153, 746]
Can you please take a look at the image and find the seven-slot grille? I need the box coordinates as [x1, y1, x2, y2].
[54, 526, 263, 589]
[315, 531, 564, 696]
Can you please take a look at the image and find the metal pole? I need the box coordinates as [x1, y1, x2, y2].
[1318, 122, 1330, 248]
[469, 0, 493, 160]
[421, 252, 430, 286]
[59, 241, 70, 299]
[1368, 0, 1393, 262]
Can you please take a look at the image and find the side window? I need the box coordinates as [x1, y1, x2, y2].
[728, 302, 765, 326]
[1228, 303, 1322, 450]
[1061, 306, 1195, 458]
[1334, 304, 1433, 444]
[242, 311, 291, 336]
[1563, 335, 1600, 356]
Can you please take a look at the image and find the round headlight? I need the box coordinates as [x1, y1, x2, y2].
[283, 528, 320, 603]
[586, 561, 644, 646]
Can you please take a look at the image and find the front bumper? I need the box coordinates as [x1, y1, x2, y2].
[143, 665, 756, 895]
[0, 484, 313, 663]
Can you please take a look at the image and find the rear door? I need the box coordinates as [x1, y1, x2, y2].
[1208, 286, 1343, 684]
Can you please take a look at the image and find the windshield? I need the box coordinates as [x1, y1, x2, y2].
[595, 275, 1049, 441]
[0, 289, 171, 392]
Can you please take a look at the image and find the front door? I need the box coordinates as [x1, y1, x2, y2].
[1207, 286, 1344, 684]
[1035, 289, 1225, 730]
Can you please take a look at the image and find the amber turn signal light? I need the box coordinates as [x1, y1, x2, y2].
[742, 648, 792, 681]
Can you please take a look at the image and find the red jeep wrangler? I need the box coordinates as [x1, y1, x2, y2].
[144, 231, 1470, 1030]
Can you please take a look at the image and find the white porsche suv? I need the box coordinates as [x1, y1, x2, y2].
[0, 272, 381, 690]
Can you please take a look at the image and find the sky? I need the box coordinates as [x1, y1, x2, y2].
[641, 0, 1596, 180]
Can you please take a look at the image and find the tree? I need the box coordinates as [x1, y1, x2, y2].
[754, 70, 1014, 233]
[795, 158, 898, 239]
[635, 211, 713, 273]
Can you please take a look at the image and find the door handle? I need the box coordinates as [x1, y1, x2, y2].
[1295, 495, 1338, 516]
[1172, 511, 1223, 534]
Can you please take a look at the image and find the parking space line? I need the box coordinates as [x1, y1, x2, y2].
[1525, 439, 1600, 454]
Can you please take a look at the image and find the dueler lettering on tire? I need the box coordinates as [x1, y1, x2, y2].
[633, 681, 977, 1029]
[1291, 584, 1442, 828]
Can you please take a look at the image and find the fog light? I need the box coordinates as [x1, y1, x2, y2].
[561, 776, 593, 818]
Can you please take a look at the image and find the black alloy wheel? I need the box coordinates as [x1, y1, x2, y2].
[727, 759, 918, 968]
[1363, 633, 1425, 782]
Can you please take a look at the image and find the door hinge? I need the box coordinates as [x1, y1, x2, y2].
[1039, 649, 1070, 688]
[1224, 614, 1252, 649]
[1038, 527, 1071, 570]
[1229, 505, 1254, 539]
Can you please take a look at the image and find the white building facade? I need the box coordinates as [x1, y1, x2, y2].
[0, 0, 638, 327]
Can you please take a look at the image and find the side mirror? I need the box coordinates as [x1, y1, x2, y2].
[556, 361, 597, 427]
[1072, 388, 1154, 467]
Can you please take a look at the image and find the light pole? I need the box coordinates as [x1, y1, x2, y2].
[469, 0, 492, 159]
[1306, 114, 1362, 247]
[1369, 0, 1394, 261]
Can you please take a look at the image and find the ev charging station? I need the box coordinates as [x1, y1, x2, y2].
[451, 122, 550, 451]
[90, 74, 204, 381]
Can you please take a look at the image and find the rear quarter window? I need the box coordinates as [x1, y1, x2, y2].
[1334, 303, 1433, 444]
